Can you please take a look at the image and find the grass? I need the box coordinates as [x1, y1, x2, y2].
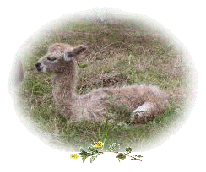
[15, 14, 193, 152]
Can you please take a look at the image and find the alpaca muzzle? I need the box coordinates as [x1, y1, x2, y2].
[35, 62, 42, 72]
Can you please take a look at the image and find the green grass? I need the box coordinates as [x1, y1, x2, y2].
[15, 15, 193, 152]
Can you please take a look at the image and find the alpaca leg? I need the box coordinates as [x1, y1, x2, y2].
[130, 102, 155, 123]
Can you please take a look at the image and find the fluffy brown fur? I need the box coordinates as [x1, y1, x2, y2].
[35, 43, 169, 124]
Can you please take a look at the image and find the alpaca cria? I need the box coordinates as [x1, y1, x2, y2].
[35, 43, 169, 124]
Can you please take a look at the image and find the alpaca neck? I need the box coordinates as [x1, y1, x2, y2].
[53, 60, 78, 107]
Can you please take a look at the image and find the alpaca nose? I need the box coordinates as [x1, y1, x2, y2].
[35, 62, 41, 71]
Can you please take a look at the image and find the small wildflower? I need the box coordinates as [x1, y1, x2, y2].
[93, 141, 104, 148]
[69, 142, 143, 163]
[70, 154, 79, 160]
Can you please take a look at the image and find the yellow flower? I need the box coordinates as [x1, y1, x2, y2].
[70, 154, 79, 160]
[93, 141, 104, 148]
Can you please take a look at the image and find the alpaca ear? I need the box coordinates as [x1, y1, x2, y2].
[73, 45, 87, 55]
[63, 45, 87, 61]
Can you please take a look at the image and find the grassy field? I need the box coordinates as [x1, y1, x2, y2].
[15, 14, 194, 152]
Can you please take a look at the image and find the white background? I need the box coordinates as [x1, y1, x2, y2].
[1, 0, 206, 171]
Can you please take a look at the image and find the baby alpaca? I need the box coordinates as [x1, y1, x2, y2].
[35, 43, 169, 124]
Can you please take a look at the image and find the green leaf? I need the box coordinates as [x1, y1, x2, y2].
[125, 147, 132, 154]
[131, 158, 137, 160]
[79, 148, 92, 163]
[137, 155, 143, 158]
[79, 148, 86, 154]
[88, 147, 99, 154]
[116, 153, 126, 160]
[90, 155, 97, 163]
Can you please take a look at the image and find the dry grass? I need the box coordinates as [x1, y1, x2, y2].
[14, 15, 194, 151]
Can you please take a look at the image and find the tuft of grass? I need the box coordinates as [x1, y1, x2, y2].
[15, 15, 193, 151]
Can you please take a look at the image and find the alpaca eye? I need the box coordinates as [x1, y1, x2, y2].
[47, 57, 57, 61]
[67, 53, 73, 58]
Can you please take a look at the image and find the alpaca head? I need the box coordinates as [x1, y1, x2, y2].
[35, 44, 87, 73]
